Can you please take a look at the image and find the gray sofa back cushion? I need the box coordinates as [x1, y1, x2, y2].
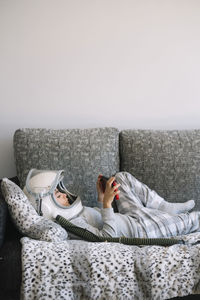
[120, 130, 200, 211]
[14, 128, 119, 207]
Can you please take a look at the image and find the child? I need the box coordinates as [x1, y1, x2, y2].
[53, 171, 198, 239]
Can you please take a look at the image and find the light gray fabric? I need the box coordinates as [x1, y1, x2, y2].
[119, 130, 200, 211]
[14, 127, 119, 207]
[21, 235, 200, 300]
[69, 172, 200, 239]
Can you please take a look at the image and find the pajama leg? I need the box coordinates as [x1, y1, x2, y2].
[124, 206, 200, 238]
[141, 210, 200, 238]
[181, 211, 200, 234]
[115, 172, 195, 215]
[115, 172, 165, 215]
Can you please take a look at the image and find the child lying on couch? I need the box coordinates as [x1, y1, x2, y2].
[24, 169, 198, 239]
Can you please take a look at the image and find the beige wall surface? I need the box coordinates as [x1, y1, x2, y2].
[1, 0, 200, 177]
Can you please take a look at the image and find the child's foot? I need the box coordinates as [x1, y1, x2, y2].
[158, 199, 195, 214]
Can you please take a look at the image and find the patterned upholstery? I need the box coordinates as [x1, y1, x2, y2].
[14, 128, 200, 210]
[14, 128, 119, 207]
[1, 178, 68, 242]
[119, 130, 200, 211]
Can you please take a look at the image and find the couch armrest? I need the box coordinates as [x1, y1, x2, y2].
[0, 195, 7, 248]
[0, 177, 22, 245]
[0, 239, 22, 300]
[0, 176, 22, 300]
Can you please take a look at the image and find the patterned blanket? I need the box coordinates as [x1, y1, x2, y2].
[20, 233, 200, 300]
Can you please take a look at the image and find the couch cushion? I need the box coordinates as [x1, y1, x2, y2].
[0, 197, 7, 248]
[119, 130, 200, 211]
[1, 178, 68, 242]
[0, 239, 21, 300]
[14, 127, 119, 207]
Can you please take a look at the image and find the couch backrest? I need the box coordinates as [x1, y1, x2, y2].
[120, 129, 200, 211]
[13, 128, 200, 211]
[14, 128, 119, 207]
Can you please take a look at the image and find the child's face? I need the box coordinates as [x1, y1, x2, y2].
[54, 189, 70, 206]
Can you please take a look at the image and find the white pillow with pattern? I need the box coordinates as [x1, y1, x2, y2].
[1, 178, 68, 242]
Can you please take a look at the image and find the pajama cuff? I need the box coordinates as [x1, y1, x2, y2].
[101, 207, 115, 219]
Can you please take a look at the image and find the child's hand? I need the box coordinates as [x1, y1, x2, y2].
[96, 174, 104, 203]
[103, 177, 120, 208]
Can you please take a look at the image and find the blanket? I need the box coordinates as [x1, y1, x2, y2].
[20, 233, 200, 300]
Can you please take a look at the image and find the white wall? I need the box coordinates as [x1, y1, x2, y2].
[1, 0, 200, 178]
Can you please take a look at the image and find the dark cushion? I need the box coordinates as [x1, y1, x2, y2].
[0, 239, 22, 300]
[14, 127, 120, 207]
[0, 177, 22, 241]
[0, 177, 21, 247]
[120, 129, 200, 211]
[0, 197, 7, 248]
[0, 177, 22, 300]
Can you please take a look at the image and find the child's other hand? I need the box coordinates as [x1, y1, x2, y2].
[103, 177, 120, 208]
[96, 174, 104, 203]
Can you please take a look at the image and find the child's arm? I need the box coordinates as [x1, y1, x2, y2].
[70, 207, 118, 238]
[103, 177, 120, 208]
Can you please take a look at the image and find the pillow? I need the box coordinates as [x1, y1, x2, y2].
[1, 178, 68, 242]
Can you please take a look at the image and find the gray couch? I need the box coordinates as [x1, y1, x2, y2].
[1, 127, 200, 299]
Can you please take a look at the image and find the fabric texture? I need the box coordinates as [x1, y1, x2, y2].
[14, 127, 119, 207]
[20, 235, 200, 300]
[1, 178, 68, 242]
[120, 129, 200, 211]
[57, 172, 200, 239]
[115, 172, 200, 238]
[56, 215, 184, 246]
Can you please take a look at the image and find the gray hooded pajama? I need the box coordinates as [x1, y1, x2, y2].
[69, 172, 200, 238]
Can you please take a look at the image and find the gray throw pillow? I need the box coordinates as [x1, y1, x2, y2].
[1, 178, 68, 242]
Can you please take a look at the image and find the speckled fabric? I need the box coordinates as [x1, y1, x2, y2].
[21, 233, 200, 300]
[120, 130, 200, 211]
[1, 178, 68, 242]
[14, 128, 119, 207]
